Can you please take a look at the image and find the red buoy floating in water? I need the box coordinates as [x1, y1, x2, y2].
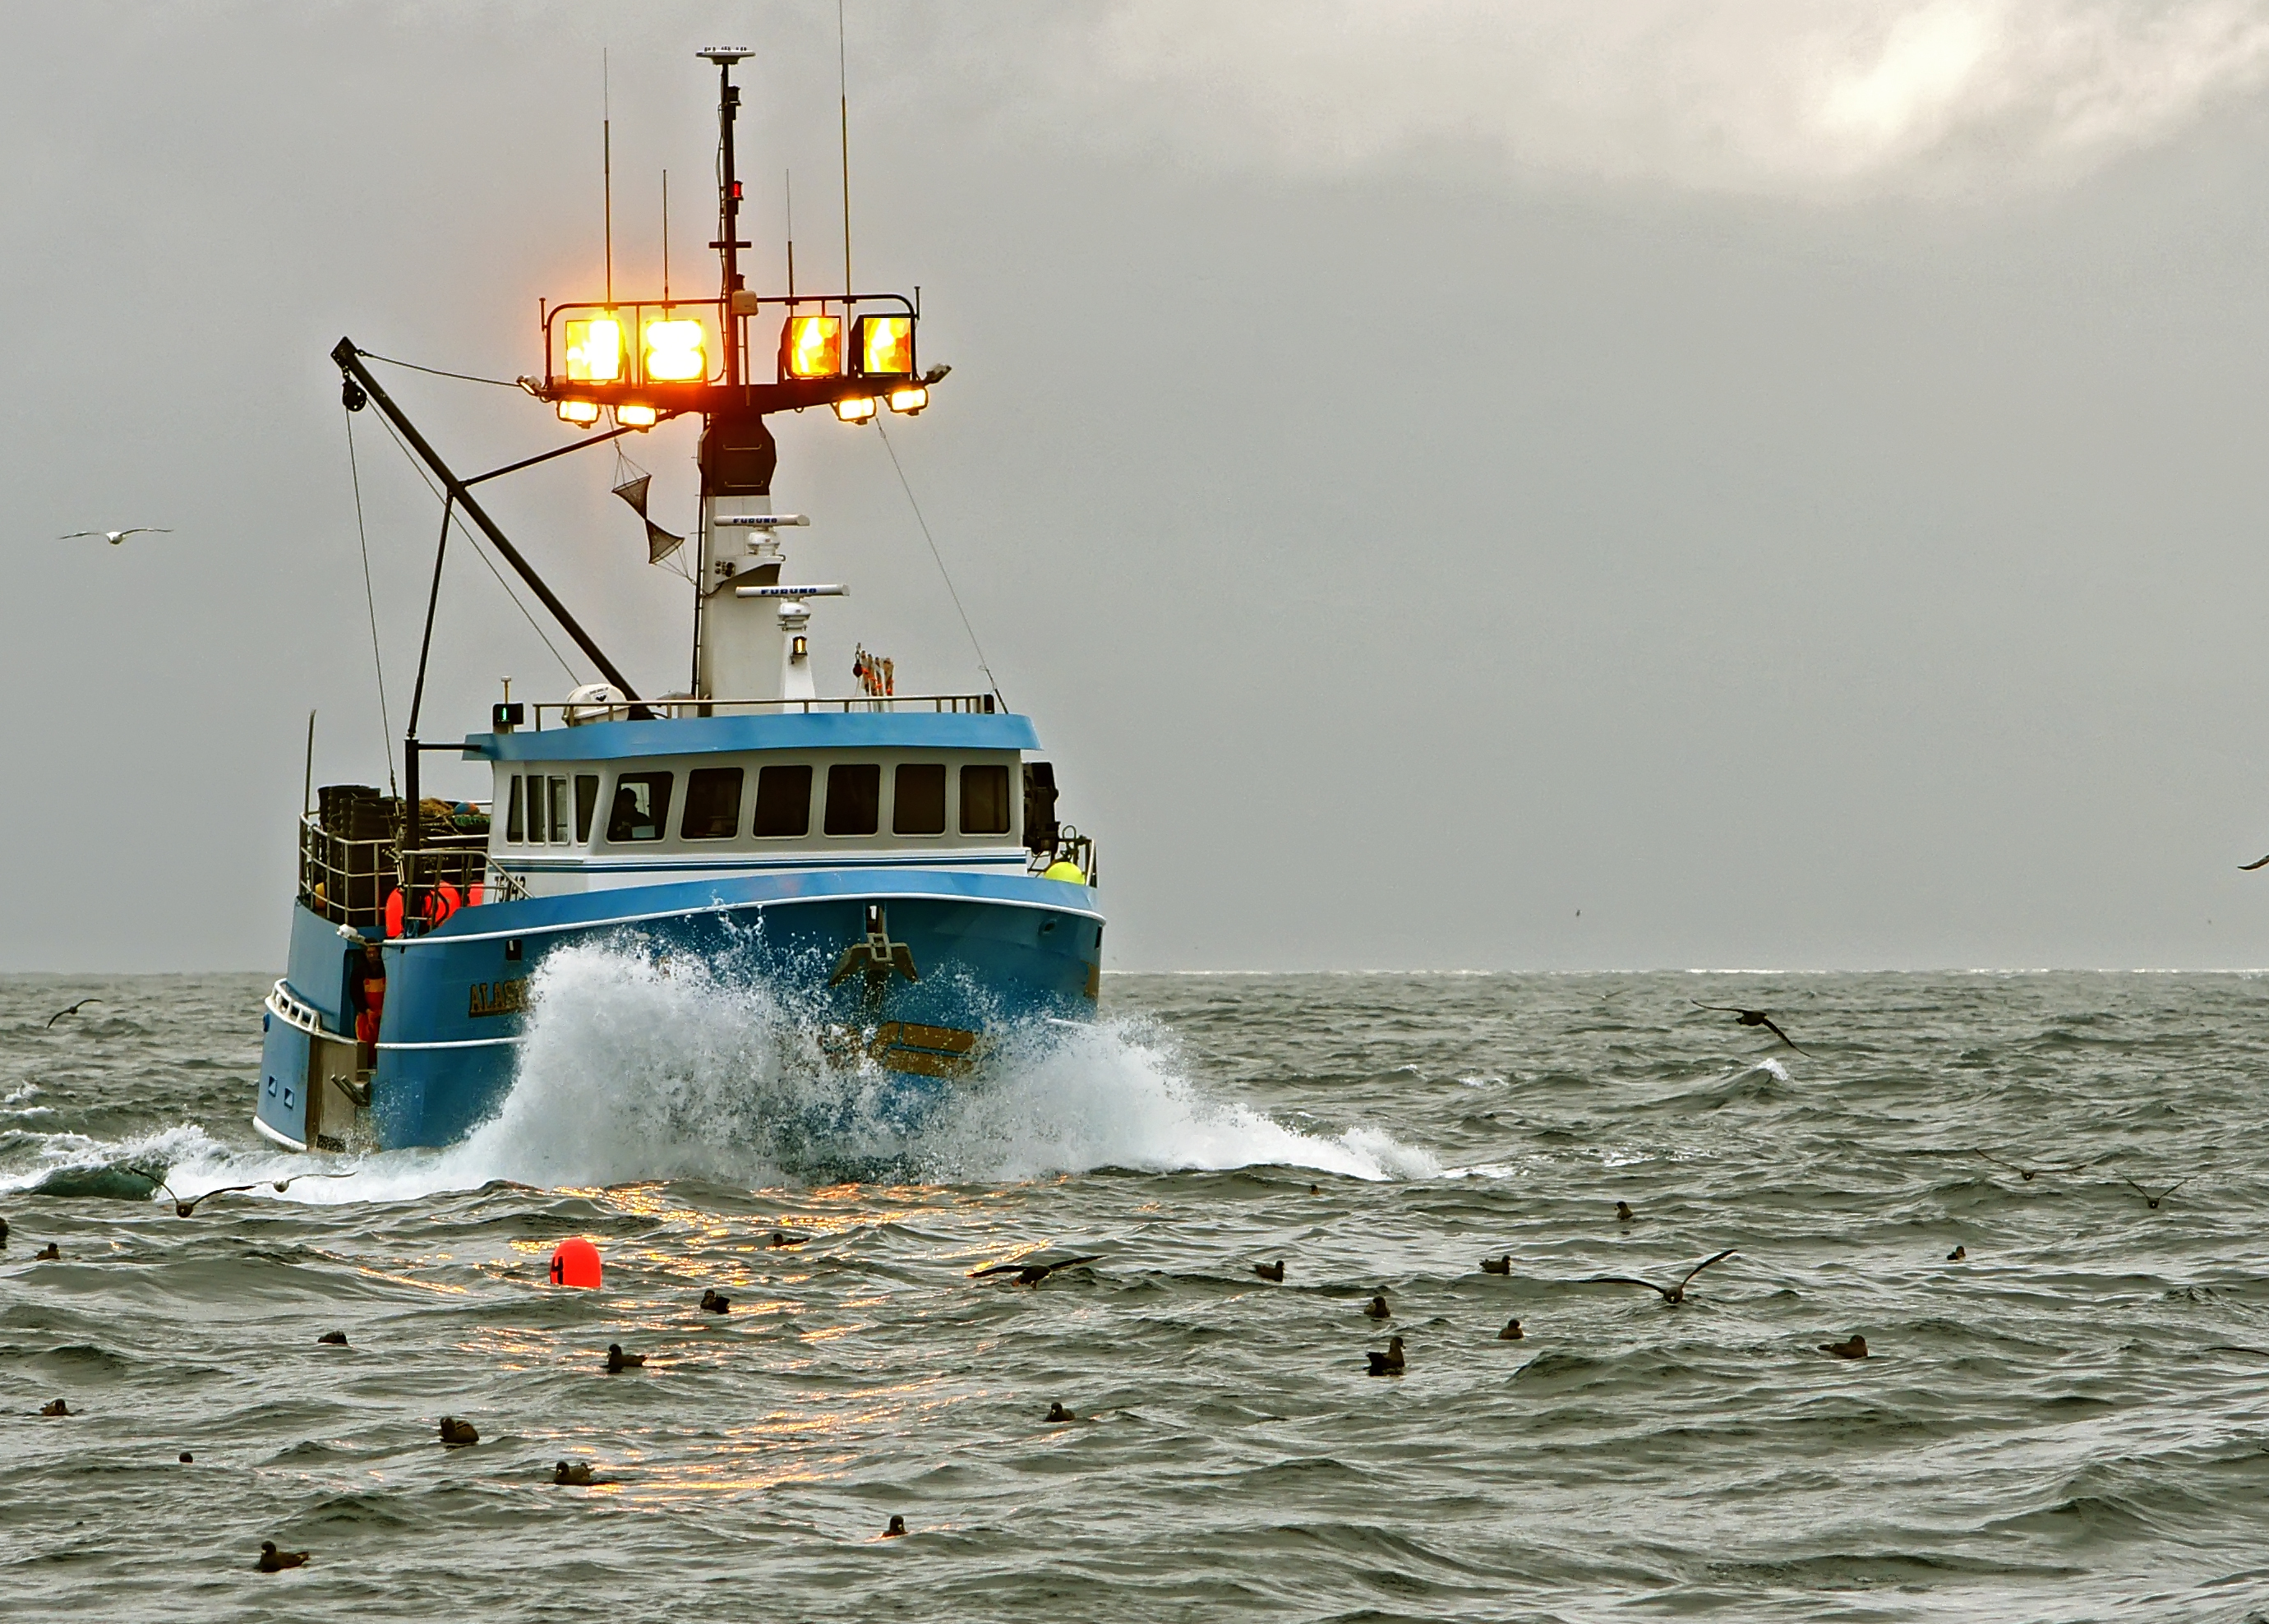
[549, 1237, 602, 1288]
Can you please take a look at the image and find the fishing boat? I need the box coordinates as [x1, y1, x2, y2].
[254, 49, 1103, 1153]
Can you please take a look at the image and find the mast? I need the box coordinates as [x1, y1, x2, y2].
[694, 48, 784, 704]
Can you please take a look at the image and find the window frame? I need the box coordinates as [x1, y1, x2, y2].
[823, 762, 882, 837]
[751, 763, 814, 838]
[604, 771, 676, 843]
[959, 762, 1012, 836]
[892, 762, 948, 837]
[681, 766, 746, 841]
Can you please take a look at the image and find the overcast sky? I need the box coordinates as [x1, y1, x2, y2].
[8, 1, 2269, 971]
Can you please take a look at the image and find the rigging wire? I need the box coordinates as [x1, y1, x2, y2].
[342, 409, 399, 796]
[874, 420, 1003, 705]
[366, 407, 586, 685]
[356, 349, 528, 391]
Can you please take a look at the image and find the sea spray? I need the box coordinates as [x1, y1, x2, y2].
[0, 945, 1439, 1202]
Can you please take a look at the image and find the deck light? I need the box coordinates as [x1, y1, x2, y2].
[643, 318, 706, 382]
[886, 385, 928, 415]
[782, 313, 842, 378]
[615, 403, 659, 428]
[853, 314, 915, 377]
[556, 399, 602, 426]
[834, 395, 877, 423]
[563, 316, 624, 383]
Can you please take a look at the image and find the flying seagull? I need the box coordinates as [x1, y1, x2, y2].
[1578, 1248, 1739, 1306]
[2242, 854, 2269, 871]
[157, 1170, 353, 1217]
[61, 528, 171, 545]
[969, 1253, 1100, 1287]
[1691, 1001, 1808, 1054]
[2122, 1174, 2193, 1211]
[44, 999, 101, 1027]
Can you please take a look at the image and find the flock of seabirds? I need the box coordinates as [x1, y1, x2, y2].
[4, 992, 2223, 1571]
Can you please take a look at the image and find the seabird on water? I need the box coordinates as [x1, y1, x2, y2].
[255, 1541, 309, 1572]
[883, 1514, 907, 1537]
[39, 1398, 69, 1416]
[438, 1417, 479, 1446]
[1363, 1294, 1390, 1319]
[699, 1288, 731, 1313]
[1947, 1245, 1967, 1262]
[1045, 1402, 1074, 1423]
[1497, 1318, 1524, 1340]
[1615, 1202, 1635, 1224]
[1479, 1254, 1511, 1275]
[605, 1343, 646, 1372]
[1577, 1248, 1738, 1306]
[316, 1331, 348, 1346]
[34, 1243, 58, 1261]
[1252, 1260, 1285, 1282]
[1365, 1335, 1406, 1376]
[554, 1460, 595, 1485]
[1819, 1335, 1869, 1359]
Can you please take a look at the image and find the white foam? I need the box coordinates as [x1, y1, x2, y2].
[7, 943, 1441, 1204]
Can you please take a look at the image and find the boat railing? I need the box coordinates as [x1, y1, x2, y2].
[523, 692, 1000, 730]
[1030, 827, 1100, 888]
[299, 818, 398, 929]
[300, 817, 519, 931]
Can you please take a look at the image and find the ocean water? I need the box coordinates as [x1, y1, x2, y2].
[5, 963, 2269, 1622]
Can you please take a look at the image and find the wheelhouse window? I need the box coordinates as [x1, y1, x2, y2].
[546, 777, 570, 843]
[753, 764, 812, 837]
[682, 767, 744, 840]
[505, 776, 525, 842]
[824, 764, 881, 836]
[606, 773, 674, 842]
[574, 775, 598, 844]
[893, 764, 947, 835]
[960, 764, 1011, 835]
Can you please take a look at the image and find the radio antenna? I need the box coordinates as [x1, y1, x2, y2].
[784, 169, 796, 300]
[661, 168, 670, 303]
[602, 50, 614, 306]
[837, 0, 853, 303]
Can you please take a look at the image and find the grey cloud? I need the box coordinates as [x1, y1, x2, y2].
[1017, 1, 2269, 196]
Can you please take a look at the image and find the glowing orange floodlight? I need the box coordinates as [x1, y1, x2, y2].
[563, 316, 624, 383]
[782, 313, 842, 379]
[556, 399, 602, 425]
[834, 395, 878, 423]
[886, 385, 928, 415]
[852, 314, 915, 377]
[643, 318, 706, 382]
[616, 403, 658, 428]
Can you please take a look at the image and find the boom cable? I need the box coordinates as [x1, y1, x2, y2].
[342, 410, 399, 796]
[357, 348, 528, 391]
[874, 420, 1003, 705]
[367, 408, 585, 685]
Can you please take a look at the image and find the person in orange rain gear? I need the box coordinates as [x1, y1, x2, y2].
[348, 941, 386, 1069]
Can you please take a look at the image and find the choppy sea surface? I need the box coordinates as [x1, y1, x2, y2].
[6, 964, 2269, 1622]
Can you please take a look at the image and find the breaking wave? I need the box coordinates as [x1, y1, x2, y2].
[2, 943, 1437, 1204]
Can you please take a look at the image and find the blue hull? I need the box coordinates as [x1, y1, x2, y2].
[256, 868, 1101, 1151]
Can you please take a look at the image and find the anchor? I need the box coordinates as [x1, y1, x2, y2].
[828, 903, 918, 999]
